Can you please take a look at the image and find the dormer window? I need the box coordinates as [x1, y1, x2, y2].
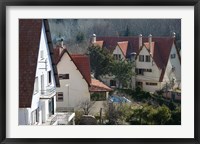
[171, 54, 176, 59]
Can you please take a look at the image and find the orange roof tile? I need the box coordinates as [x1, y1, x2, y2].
[90, 79, 112, 92]
[96, 36, 180, 82]
[71, 54, 91, 84]
[94, 40, 104, 48]
[117, 41, 128, 57]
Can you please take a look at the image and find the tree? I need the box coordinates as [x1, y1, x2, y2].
[111, 60, 134, 88]
[76, 32, 85, 43]
[87, 45, 113, 79]
[153, 105, 171, 124]
[124, 25, 131, 36]
[79, 100, 95, 115]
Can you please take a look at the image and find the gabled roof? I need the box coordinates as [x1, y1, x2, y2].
[19, 19, 60, 108]
[96, 36, 140, 57]
[55, 48, 112, 91]
[71, 54, 92, 84]
[43, 20, 60, 88]
[56, 48, 91, 85]
[117, 41, 128, 57]
[90, 79, 113, 92]
[93, 40, 104, 48]
[96, 36, 180, 82]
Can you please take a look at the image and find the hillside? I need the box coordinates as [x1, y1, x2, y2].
[48, 19, 181, 54]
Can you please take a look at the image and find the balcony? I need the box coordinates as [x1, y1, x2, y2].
[40, 86, 56, 99]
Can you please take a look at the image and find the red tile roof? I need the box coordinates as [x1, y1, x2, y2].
[94, 40, 104, 48]
[19, 19, 60, 108]
[19, 19, 42, 108]
[56, 49, 91, 85]
[71, 54, 92, 84]
[117, 41, 128, 57]
[96, 36, 181, 82]
[90, 79, 112, 92]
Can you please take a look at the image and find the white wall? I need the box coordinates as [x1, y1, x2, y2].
[112, 46, 126, 60]
[19, 21, 57, 125]
[135, 46, 162, 92]
[18, 108, 30, 125]
[162, 43, 181, 89]
[56, 53, 90, 109]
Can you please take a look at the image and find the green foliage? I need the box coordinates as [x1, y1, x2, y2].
[117, 88, 134, 96]
[76, 32, 85, 43]
[105, 103, 134, 125]
[153, 105, 171, 124]
[88, 45, 113, 79]
[167, 106, 181, 125]
[132, 87, 152, 101]
[124, 25, 131, 36]
[111, 60, 134, 88]
[91, 93, 106, 101]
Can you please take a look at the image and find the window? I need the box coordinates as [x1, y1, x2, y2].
[113, 54, 121, 60]
[40, 50, 44, 59]
[56, 92, 63, 101]
[146, 82, 157, 86]
[171, 54, 176, 59]
[136, 69, 145, 75]
[136, 68, 152, 74]
[34, 77, 38, 94]
[172, 65, 175, 72]
[136, 82, 143, 88]
[146, 69, 152, 72]
[139, 55, 144, 62]
[110, 80, 116, 87]
[31, 108, 39, 125]
[145, 55, 151, 62]
[48, 71, 51, 84]
[59, 74, 69, 79]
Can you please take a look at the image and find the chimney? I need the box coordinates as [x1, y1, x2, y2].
[172, 32, 176, 38]
[91, 34, 96, 44]
[139, 34, 142, 49]
[60, 38, 64, 48]
[59, 38, 64, 55]
[148, 34, 152, 50]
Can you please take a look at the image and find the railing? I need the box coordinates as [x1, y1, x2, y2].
[41, 86, 56, 96]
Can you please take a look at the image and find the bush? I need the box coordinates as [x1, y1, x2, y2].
[91, 93, 106, 101]
[75, 110, 84, 125]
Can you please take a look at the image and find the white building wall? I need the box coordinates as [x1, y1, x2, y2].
[113, 46, 126, 60]
[135, 46, 162, 92]
[162, 43, 181, 89]
[19, 22, 57, 125]
[19, 108, 31, 125]
[56, 53, 90, 109]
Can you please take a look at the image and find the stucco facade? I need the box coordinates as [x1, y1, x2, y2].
[56, 53, 90, 110]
